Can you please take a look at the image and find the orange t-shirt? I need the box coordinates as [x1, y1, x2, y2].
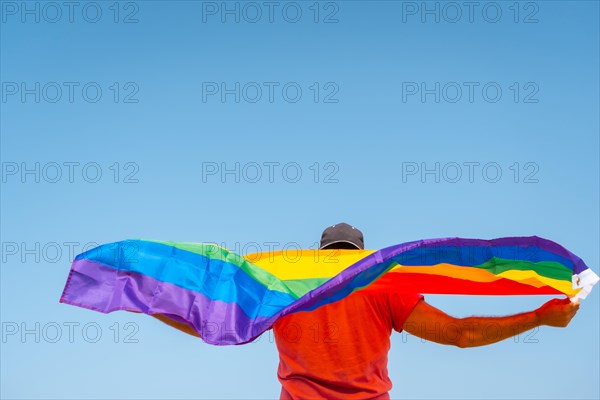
[273, 275, 424, 400]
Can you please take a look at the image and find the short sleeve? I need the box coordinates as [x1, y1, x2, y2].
[389, 292, 424, 333]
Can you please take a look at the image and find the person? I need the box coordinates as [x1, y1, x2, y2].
[272, 223, 580, 400]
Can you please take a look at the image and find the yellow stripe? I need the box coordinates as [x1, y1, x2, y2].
[244, 250, 375, 280]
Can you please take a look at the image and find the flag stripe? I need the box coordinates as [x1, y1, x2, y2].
[60, 236, 596, 345]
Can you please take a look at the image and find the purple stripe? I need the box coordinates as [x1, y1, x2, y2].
[60, 249, 410, 345]
[59, 259, 272, 345]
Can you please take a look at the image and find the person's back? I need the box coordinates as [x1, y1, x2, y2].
[271, 222, 582, 399]
[274, 272, 423, 400]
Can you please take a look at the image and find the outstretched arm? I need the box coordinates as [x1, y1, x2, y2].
[403, 297, 579, 348]
[152, 314, 200, 338]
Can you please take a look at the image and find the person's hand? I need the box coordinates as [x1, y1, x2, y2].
[535, 297, 580, 327]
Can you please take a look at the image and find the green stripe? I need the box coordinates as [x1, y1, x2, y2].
[472, 257, 573, 281]
[145, 240, 235, 260]
[144, 240, 300, 298]
[281, 277, 331, 298]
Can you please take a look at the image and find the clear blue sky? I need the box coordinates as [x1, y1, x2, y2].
[1, 1, 598, 399]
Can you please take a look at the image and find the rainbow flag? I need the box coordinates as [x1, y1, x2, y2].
[59, 236, 598, 345]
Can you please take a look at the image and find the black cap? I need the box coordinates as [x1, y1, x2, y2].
[319, 223, 364, 250]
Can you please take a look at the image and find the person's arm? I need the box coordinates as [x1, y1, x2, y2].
[403, 297, 580, 348]
[152, 314, 200, 338]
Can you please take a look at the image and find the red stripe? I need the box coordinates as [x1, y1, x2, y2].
[370, 273, 563, 295]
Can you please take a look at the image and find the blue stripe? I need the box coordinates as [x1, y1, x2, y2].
[392, 245, 575, 270]
[77, 240, 296, 319]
